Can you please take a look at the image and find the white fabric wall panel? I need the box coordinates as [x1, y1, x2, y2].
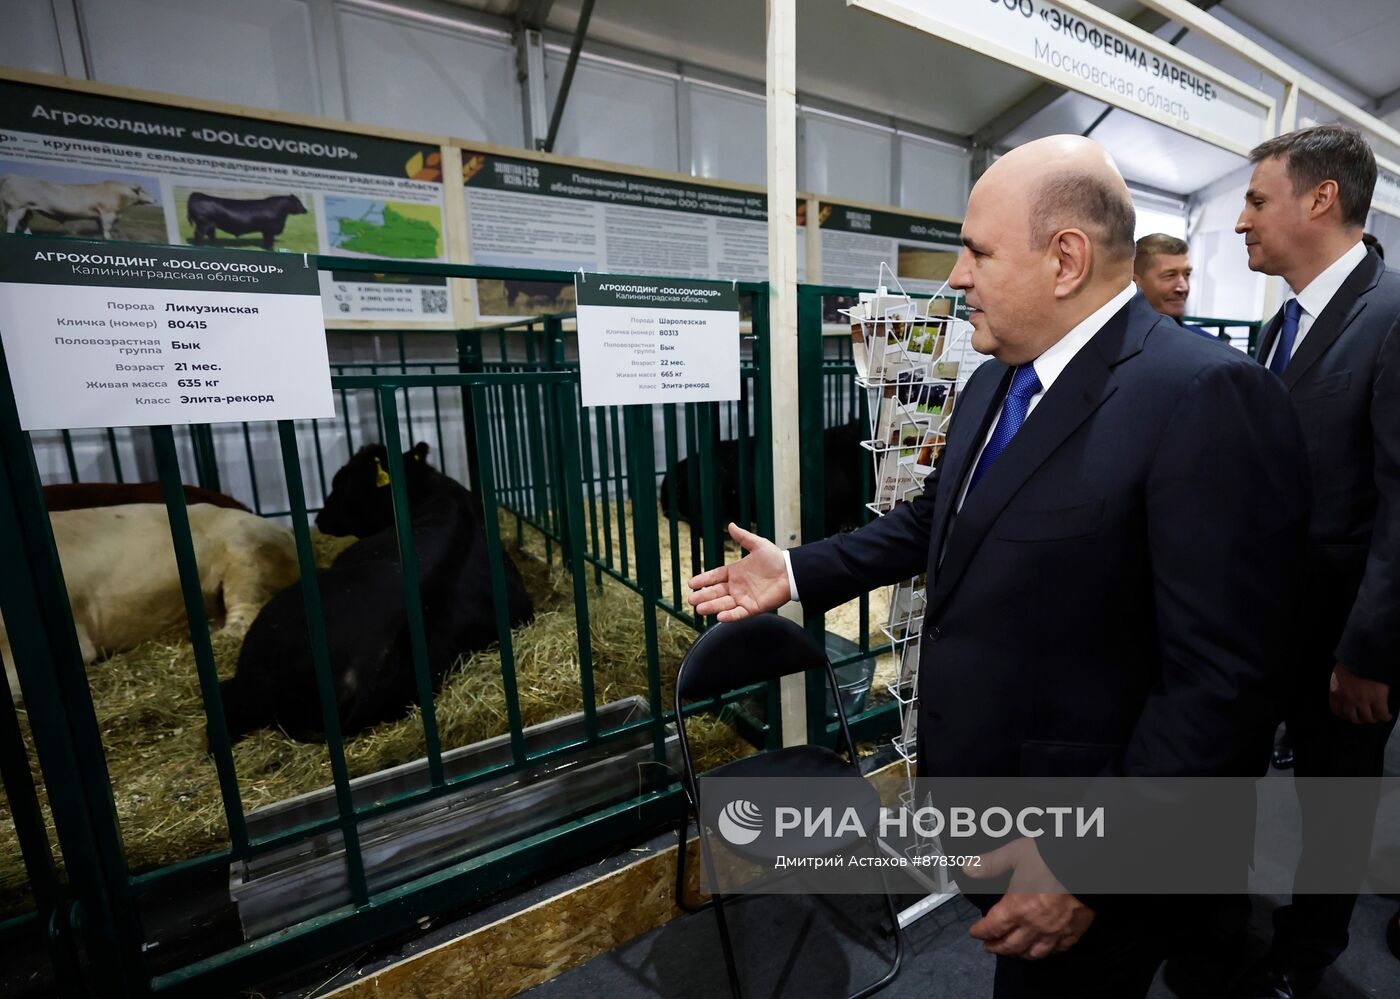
[803, 112, 891, 205]
[688, 84, 765, 186]
[4, 1, 67, 75]
[337, 11, 521, 145]
[1188, 163, 1268, 321]
[1366, 212, 1400, 259]
[1131, 189, 1189, 242]
[78, 0, 321, 115]
[544, 54, 679, 172]
[898, 135, 969, 217]
[1133, 205, 1187, 242]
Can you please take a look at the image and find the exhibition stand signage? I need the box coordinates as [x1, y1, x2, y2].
[0, 78, 450, 323]
[819, 201, 961, 293]
[574, 273, 740, 407]
[0, 237, 333, 430]
[850, 0, 1272, 154]
[462, 149, 805, 319]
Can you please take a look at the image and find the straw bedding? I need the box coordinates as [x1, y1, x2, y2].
[0, 504, 891, 918]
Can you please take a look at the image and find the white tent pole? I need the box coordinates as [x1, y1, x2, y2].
[766, 0, 806, 746]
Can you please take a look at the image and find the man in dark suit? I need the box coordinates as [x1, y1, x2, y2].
[689, 135, 1308, 998]
[1133, 232, 1215, 338]
[1231, 123, 1400, 998]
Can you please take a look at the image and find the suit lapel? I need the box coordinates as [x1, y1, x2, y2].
[927, 363, 1009, 569]
[1283, 252, 1383, 388]
[928, 295, 1154, 611]
[1257, 307, 1283, 365]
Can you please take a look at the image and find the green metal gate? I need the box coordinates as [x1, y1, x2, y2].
[0, 243, 907, 996]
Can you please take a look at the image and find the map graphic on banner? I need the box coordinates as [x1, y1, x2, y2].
[462, 150, 805, 320]
[0, 79, 449, 323]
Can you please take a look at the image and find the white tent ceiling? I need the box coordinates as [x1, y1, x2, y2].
[1221, 0, 1400, 105]
[449, 0, 1400, 197]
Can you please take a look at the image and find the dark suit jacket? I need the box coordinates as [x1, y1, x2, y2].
[1257, 248, 1400, 687]
[790, 292, 1308, 783]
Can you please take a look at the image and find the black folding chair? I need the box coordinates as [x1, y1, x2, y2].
[673, 614, 904, 999]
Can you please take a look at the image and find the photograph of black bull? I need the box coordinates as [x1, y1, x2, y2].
[187, 191, 307, 249]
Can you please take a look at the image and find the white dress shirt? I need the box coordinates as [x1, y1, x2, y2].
[784, 282, 1136, 602]
[953, 282, 1135, 513]
[1263, 239, 1366, 369]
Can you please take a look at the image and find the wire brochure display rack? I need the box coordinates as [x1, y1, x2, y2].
[841, 264, 988, 928]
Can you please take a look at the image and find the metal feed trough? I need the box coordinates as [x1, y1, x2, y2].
[231, 696, 678, 937]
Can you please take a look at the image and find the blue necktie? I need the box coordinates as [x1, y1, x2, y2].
[1268, 298, 1302, 377]
[968, 364, 1042, 492]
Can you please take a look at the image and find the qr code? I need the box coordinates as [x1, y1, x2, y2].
[421, 288, 448, 314]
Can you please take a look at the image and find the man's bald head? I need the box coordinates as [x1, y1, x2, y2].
[950, 136, 1139, 364]
[983, 136, 1137, 263]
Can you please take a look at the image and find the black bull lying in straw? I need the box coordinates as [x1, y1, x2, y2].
[219, 443, 534, 742]
[658, 419, 867, 538]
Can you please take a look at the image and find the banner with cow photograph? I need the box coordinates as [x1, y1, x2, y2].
[0, 78, 450, 324]
[460, 148, 806, 322]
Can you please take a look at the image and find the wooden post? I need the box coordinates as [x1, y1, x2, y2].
[766, 0, 805, 746]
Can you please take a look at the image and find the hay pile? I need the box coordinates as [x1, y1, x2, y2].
[0, 502, 890, 919]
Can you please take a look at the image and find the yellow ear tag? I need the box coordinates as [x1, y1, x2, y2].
[374, 457, 391, 488]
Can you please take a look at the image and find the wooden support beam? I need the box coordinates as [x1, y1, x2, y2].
[765, 0, 806, 746]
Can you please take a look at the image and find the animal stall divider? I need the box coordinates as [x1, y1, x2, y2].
[1, 368, 787, 996]
[459, 307, 782, 633]
[25, 299, 854, 644]
[0, 331, 150, 993]
[0, 246, 820, 997]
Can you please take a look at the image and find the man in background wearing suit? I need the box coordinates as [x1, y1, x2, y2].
[1232, 124, 1400, 998]
[1133, 232, 1215, 338]
[688, 135, 1307, 999]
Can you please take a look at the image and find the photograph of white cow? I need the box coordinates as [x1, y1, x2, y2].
[0, 161, 163, 241]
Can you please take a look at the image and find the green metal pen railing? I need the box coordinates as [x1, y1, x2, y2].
[14, 236, 1242, 994]
[1183, 314, 1264, 356]
[2, 244, 894, 997]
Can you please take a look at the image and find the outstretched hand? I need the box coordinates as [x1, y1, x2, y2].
[687, 523, 791, 621]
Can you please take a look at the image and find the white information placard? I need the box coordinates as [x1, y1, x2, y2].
[851, 0, 1272, 153]
[0, 237, 333, 430]
[575, 274, 740, 408]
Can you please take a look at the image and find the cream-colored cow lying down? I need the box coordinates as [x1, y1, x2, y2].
[2, 504, 299, 700]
